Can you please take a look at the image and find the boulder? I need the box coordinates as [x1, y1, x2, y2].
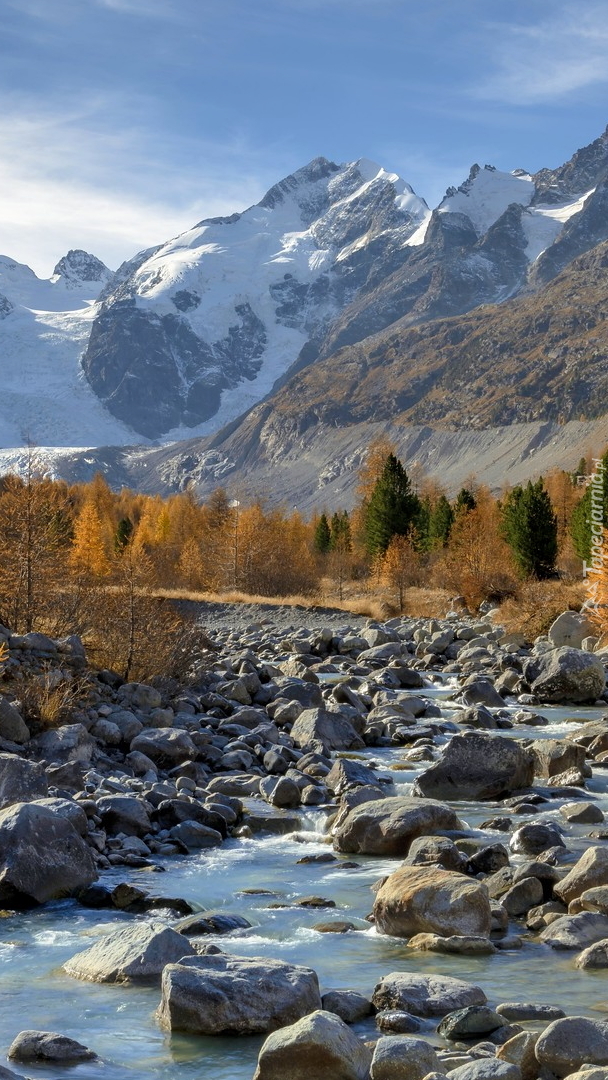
[0, 699, 29, 744]
[403, 835, 468, 872]
[530, 739, 587, 778]
[370, 1035, 446, 1079]
[535, 1017, 608, 1077]
[549, 611, 597, 650]
[130, 728, 197, 766]
[540, 912, 608, 950]
[29, 723, 95, 763]
[325, 757, 379, 795]
[554, 848, 608, 905]
[333, 796, 460, 856]
[64, 920, 195, 983]
[35, 797, 88, 836]
[8, 1031, 96, 1063]
[526, 648, 606, 704]
[575, 939, 608, 969]
[0, 801, 96, 906]
[561, 802, 604, 825]
[407, 933, 496, 956]
[447, 1062, 521, 1080]
[321, 990, 372, 1024]
[413, 733, 534, 801]
[373, 866, 492, 938]
[253, 1010, 372, 1080]
[438, 1005, 507, 1040]
[0, 753, 48, 809]
[496, 1032, 539, 1080]
[290, 709, 365, 752]
[96, 795, 151, 837]
[157, 954, 321, 1034]
[510, 823, 565, 856]
[169, 821, 223, 850]
[371, 972, 486, 1018]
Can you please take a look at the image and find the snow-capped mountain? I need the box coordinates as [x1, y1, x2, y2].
[1, 127, 608, 461]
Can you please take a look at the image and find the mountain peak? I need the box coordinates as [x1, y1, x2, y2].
[52, 249, 111, 286]
[258, 157, 340, 212]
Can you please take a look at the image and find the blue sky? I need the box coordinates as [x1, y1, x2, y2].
[2, 0, 608, 276]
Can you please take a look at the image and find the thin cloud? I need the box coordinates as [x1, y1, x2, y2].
[473, 3, 608, 104]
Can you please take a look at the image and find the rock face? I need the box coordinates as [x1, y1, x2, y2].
[332, 796, 460, 855]
[63, 921, 195, 983]
[526, 647, 606, 703]
[371, 972, 486, 1018]
[253, 1009, 372, 1080]
[0, 801, 96, 906]
[373, 866, 492, 938]
[414, 733, 534, 801]
[0, 754, 48, 809]
[535, 1017, 608, 1077]
[157, 954, 322, 1034]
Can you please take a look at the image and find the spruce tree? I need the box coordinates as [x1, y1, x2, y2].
[364, 454, 420, 558]
[454, 488, 477, 515]
[428, 494, 454, 548]
[500, 478, 558, 579]
[329, 510, 352, 552]
[114, 517, 134, 553]
[313, 513, 331, 554]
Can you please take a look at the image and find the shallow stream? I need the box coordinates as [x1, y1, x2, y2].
[2, 703, 608, 1080]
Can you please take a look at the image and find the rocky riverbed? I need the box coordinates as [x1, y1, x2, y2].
[0, 604, 608, 1079]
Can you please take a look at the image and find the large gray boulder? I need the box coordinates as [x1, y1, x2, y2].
[0, 801, 96, 906]
[290, 709, 365, 752]
[549, 611, 597, 650]
[371, 971, 486, 1018]
[525, 647, 606, 703]
[554, 848, 608, 905]
[8, 1030, 97, 1063]
[373, 866, 492, 938]
[370, 1035, 446, 1079]
[63, 920, 195, 983]
[539, 912, 608, 950]
[535, 1017, 608, 1077]
[130, 728, 198, 765]
[333, 796, 460, 856]
[96, 795, 151, 837]
[0, 754, 48, 809]
[157, 954, 321, 1034]
[0, 699, 29, 744]
[414, 733, 534, 801]
[253, 1010, 372, 1080]
[530, 738, 587, 778]
[29, 723, 95, 763]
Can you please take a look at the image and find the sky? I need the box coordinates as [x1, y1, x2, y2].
[2, 0, 608, 277]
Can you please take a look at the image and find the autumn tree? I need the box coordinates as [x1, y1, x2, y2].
[380, 533, 420, 613]
[435, 495, 517, 609]
[69, 500, 111, 580]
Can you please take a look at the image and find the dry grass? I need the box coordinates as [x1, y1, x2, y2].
[18, 670, 92, 729]
[498, 579, 586, 641]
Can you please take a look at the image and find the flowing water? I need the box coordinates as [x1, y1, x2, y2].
[2, 705, 608, 1080]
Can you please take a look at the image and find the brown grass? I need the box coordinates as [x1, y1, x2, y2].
[498, 579, 586, 641]
[18, 670, 92, 729]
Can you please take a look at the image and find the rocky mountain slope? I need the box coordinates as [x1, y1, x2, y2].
[2, 127, 608, 500]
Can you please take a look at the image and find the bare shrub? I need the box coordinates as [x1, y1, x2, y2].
[498, 579, 586, 641]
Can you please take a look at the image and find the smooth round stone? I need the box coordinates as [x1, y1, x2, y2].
[560, 802, 604, 825]
[438, 1005, 507, 1040]
[496, 1003, 566, 1022]
[375, 1010, 422, 1033]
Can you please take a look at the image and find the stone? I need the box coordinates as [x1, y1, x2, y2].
[96, 795, 151, 837]
[571, 887, 608, 915]
[554, 848, 608, 905]
[575, 939, 608, 968]
[333, 796, 460, 856]
[526, 647, 606, 704]
[530, 739, 587, 778]
[321, 990, 372, 1023]
[447, 1060, 521, 1080]
[372, 972, 486, 1018]
[64, 920, 195, 983]
[561, 802, 604, 825]
[290, 709, 365, 752]
[0, 699, 29, 744]
[29, 723, 95, 763]
[535, 1017, 608, 1077]
[0, 753, 48, 809]
[501, 877, 544, 917]
[375, 1011, 421, 1034]
[169, 821, 223, 850]
[496, 1003, 565, 1022]
[438, 1005, 507, 1040]
[130, 728, 197, 766]
[404, 835, 468, 872]
[496, 1032, 539, 1080]
[118, 681, 162, 710]
[260, 776, 301, 808]
[370, 1035, 446, 1079]
[540, 912, 608, 950]
[407, 934, 496, 956]
[157, 953, 321, 1034]
[373, 866, 492, 938]
[510, 823, 565, 856]
[36, 796, 88, 835]
[325, 757, 379, 795]
[413, 733, 534, 801]
[7, 1030, 97, 1063]
[548, 612, 597, 650]
[0, 801, 96, 906]
[253, 1010, 372, 1080]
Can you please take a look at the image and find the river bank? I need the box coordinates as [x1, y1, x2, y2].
[0, 604, 607, 1079]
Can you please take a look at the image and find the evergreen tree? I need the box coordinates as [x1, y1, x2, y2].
[364, 454, 421, 558]
[570, 449, 608, 562]
[454, 488, 477, 515]
[500, 479, 558, 578]
[114, 516, 134, 553]
[313, 513, 331, 554]
[329, 510, 352, 552]
[428, 494, 454, 548]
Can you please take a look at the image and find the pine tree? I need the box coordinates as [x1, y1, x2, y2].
[114, 516, 134, 553]
[428, 494, 454, 548]
[329, 511, 352, 552]
[313, 513, 331, 554]
[364, 454, 420, 558]
[570, 449, 608, 562]
[454, 488, 477, 516]
[500, 479, 558, 579]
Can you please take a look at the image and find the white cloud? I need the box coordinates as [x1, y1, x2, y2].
[0, 96, 276, 277]
[474, 3, 608, 104]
